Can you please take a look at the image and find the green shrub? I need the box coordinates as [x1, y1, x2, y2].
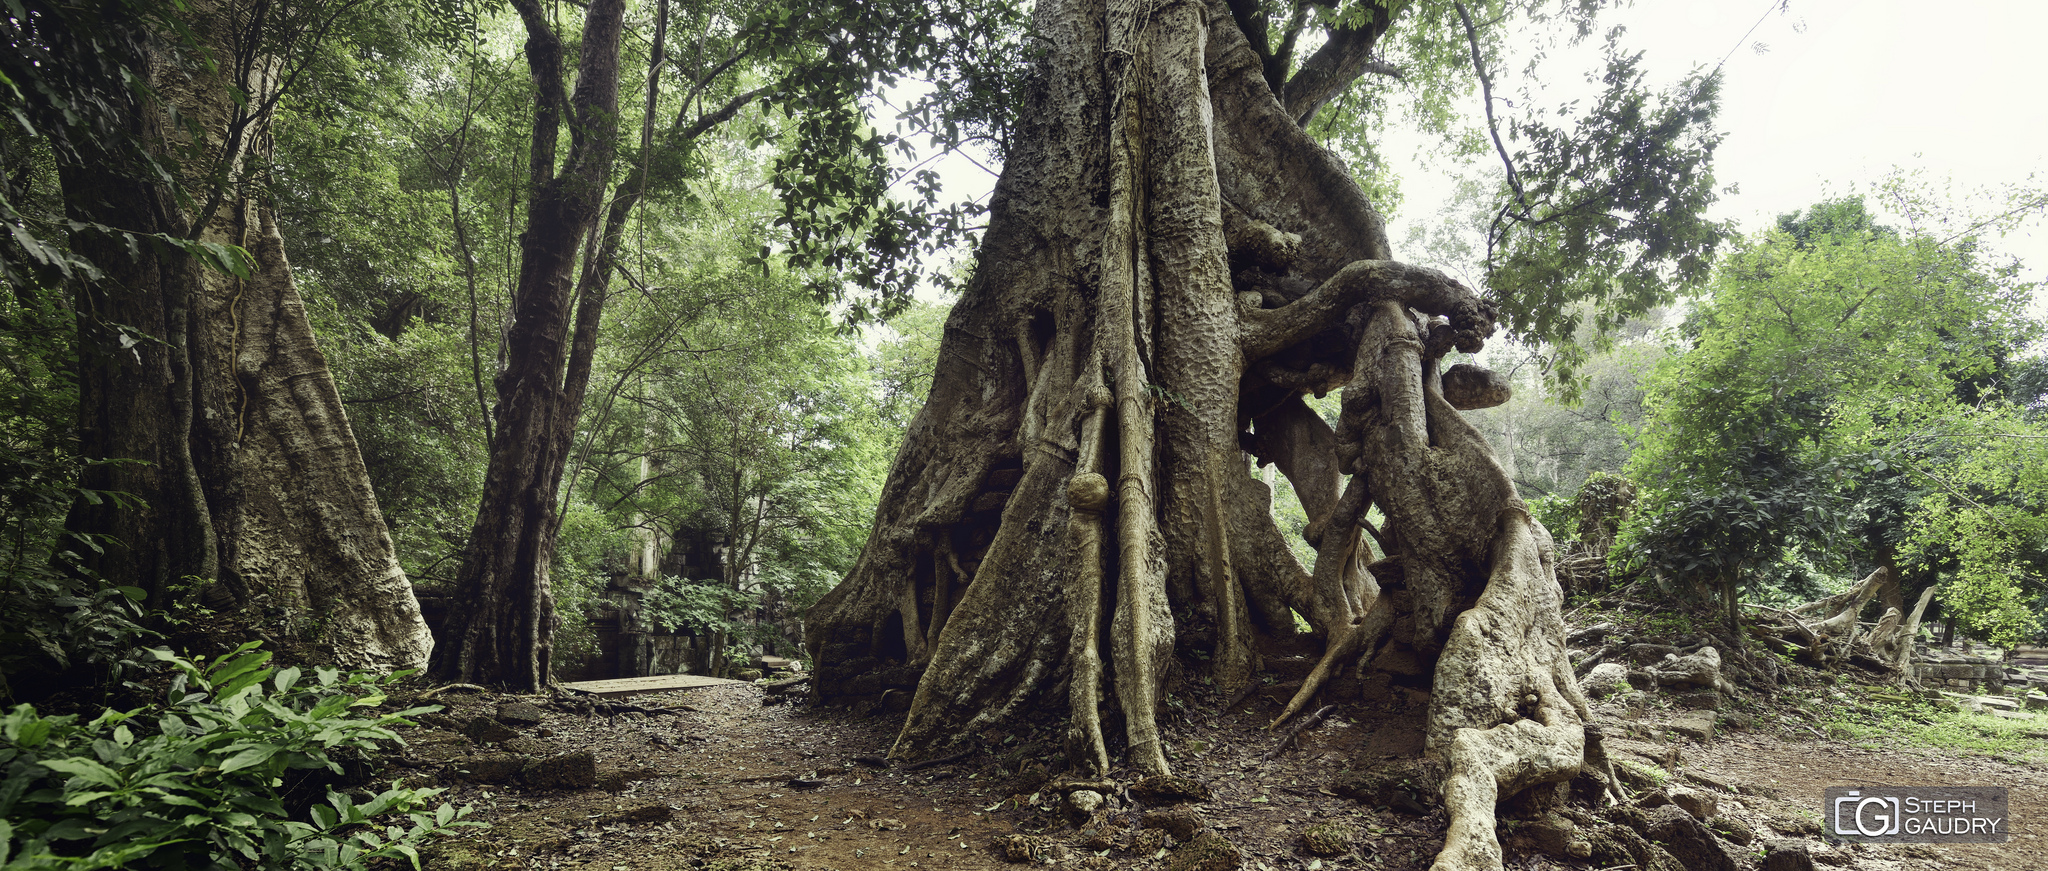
[0, 642, 472, 868]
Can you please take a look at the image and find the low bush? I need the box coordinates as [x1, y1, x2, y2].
[0, 642, 471, 868]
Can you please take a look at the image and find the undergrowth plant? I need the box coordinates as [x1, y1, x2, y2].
[0, 642, 472, 868]
[1823, 693, 2048, 764]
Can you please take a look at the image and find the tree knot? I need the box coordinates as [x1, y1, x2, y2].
[1068, 473, 1111, 514]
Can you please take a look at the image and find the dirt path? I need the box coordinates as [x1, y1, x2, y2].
[413, 678, 2047, 871]
[1682, 735, 2046, 871]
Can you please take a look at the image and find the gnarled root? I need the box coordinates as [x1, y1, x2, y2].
[1428, 510, 1589, 871]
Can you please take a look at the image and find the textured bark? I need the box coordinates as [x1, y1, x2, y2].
[431, 0, 628, 690]
[62, 0, 430, 672]
[806, 3, 1580, 867]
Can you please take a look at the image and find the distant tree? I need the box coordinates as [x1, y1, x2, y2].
[6, 0, 432, 682]
[1624, 186, 2048, 640]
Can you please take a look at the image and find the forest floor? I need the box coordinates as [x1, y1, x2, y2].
[401, 614, 2048, 871]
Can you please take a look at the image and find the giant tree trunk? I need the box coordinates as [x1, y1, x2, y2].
[430, 0, 626, 690]
[63, 0, 431, 672]
[805, 1, 1586, 868]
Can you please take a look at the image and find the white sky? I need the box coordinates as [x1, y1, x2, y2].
[1386, 0, 2048, 287]
[903, 0, 2048, 295]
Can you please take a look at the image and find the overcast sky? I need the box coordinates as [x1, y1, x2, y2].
[902, 1, 2048, 297]
[1387, 0, 2048, 285]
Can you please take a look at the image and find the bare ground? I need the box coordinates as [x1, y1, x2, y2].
[401, 659, 2047, 871]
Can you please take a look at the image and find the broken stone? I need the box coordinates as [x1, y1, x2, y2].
[461, 716, 518, 744]
[520, 750, 597, 791]
[1299, 821, 1353, 856]
[1677, 690, 1724, 711]
[1581, 663, 1631, 698]
[1763, 810, 1821, 837]
[1653, 646, 1723, 688]
[1163, 829, 1240, 871]
[1663, 715, 1715, 742]
[495, 700, 546, 726]
[1667, 785, 1717, 820]
[1637, 804, 1735, 871]
[1582, 817, 1682, 871]
[1130, 775, 1212, 805]
[1512, 813, 1587, 859]
[1762, 840, 1815, 871]
[1709, 815, 1754, 846]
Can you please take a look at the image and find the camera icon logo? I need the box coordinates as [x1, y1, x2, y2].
[1833, 790, 1902, 837]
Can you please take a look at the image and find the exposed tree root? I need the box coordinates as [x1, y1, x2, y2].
[1428, 511, 1589, 871]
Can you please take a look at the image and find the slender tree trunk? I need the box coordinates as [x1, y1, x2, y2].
[63, 0, 430, 672]
[807, 2, 1586, 868]
[430, 0, 628, 689]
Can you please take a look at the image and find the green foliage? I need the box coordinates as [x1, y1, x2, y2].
[1623, 180, 2048, 639]
[0, 275, 151, 697]
[0, 642, 472, 868]
[1822, 690, 2048, 764]
[1488, 49, 1731, 378]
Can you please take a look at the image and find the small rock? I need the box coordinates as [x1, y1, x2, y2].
[1762, 840, 1815, 871]
[1142, 805, 1207, 841]
[1164, 829, 1241, 871]
[1664, 715, 1715, 742]
[461, 716, 518, 744]
[993, 834, 1036, 863]
[1678, 690, 1725, 711]
[1667, 785, 1717, 820]
[495, 700, 546, 726]
[1634, 789, 1671, 810]
[1709, 815, 1754, 846]
[1581, 663, 1632, 698]
[1512, 813, 1580, 859]
[734, 668, 764, 680]
[1067, 789, 1106, 816]
[1130, 774, 1213, 805]
[1300, 821, 1354, 856]
[1638, 804, 1736, 871]
[1764, 810, 1821, 836]
[1653, 646, 1723, 688]
[521, 750, 597, 790]
[1625, 669, 1656, 691]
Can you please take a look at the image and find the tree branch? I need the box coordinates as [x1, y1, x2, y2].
[1239, 260, 1495, 361]
[1454, 1, 1528, 215]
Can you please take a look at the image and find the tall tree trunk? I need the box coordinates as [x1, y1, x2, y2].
[806, 2, 1586, 868]
[63, 0, 430, 672]
[430, 0, 628, 690]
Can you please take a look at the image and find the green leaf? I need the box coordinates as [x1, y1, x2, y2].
[41, 758, 122, 789]
[215, 744, 278, 774]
